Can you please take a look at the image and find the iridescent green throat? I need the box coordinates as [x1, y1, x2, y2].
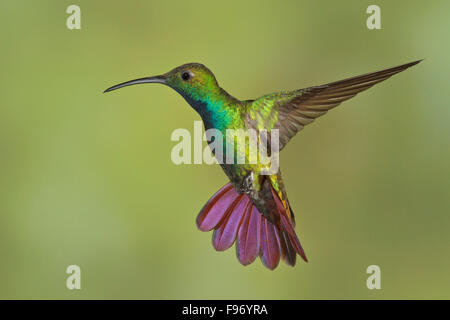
[174, 86, 243, 131]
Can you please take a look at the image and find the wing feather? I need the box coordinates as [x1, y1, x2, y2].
[248, 60, 421, 151]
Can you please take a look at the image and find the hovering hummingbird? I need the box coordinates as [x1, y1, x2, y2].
[104, 60, 421, 270]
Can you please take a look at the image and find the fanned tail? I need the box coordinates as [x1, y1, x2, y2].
[196, 182, 307, 270]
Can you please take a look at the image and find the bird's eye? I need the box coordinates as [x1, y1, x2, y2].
[181, 72, 191, 81]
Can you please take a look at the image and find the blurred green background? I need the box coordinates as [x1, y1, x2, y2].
[0, 0, 449, 299]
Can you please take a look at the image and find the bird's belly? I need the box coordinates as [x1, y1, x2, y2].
[219, 163, 250, 192]
[208, 124, 275, 192]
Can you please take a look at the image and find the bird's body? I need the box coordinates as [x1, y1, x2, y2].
[105, 60, 421, 269]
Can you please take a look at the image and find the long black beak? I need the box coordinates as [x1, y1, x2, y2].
[103, 75, 166, 93]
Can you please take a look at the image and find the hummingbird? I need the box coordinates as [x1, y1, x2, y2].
[104, 59, 421, 270]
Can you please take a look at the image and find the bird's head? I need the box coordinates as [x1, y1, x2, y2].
[104, 63, 220, 104]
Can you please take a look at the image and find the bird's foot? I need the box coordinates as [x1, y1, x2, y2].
[239, 172, 254, 194]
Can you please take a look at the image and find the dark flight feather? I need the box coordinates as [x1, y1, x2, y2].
[271, 60, 422, 150]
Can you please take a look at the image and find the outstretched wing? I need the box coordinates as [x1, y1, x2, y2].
[248, 60, 421, 151]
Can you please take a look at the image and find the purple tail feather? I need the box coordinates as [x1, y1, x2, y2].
[196, 182, 307, 270]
